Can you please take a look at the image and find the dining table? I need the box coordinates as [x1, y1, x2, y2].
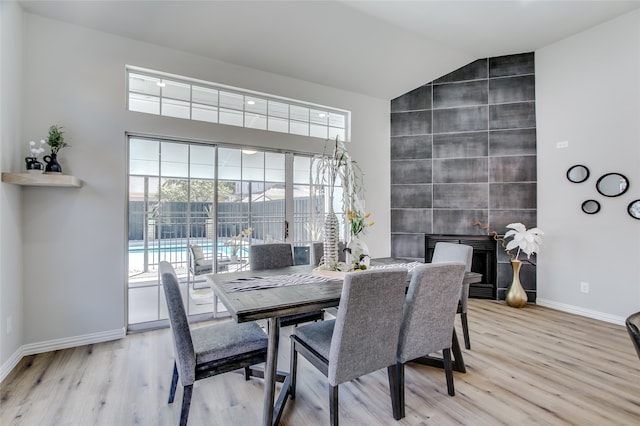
[206, 257, 482, 426]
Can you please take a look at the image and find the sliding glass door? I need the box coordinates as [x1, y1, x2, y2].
[127, 137, 329, 330]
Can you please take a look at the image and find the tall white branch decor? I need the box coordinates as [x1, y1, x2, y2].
[314, 137, 364, 271]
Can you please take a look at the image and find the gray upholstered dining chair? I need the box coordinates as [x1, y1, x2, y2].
[289, 268, 408, 426]
[159, 261, 268, 426]
[310, 241, 347, 266]
[626, 311, 640, 360]
[388, 262, 466, 420]
[431, 242, 474, 350]
[249, 243, 325, 327]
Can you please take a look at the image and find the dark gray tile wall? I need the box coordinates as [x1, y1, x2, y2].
[390, 52, 537, 300]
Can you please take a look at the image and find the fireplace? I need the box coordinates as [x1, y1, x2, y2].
[425, 234, 497, 299]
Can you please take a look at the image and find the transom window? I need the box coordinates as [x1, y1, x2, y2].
[127, 66, 350, 142]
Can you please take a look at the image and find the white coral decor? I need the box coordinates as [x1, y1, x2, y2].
[504, 222, 544, 259]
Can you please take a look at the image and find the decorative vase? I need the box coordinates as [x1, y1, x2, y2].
[43, 153, 62, 173]
[25, 157, 43, 172]
[323, 208, 340, 267]
[346, 236, 370, 270]
[506, 259, 528, 308]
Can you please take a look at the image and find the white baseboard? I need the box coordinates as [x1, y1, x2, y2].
[536, 298, 626, 326]
[0, 347, 24, 384]
[1, 328, 125, 383]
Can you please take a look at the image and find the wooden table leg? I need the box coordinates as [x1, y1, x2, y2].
[263, 317, 280, 426]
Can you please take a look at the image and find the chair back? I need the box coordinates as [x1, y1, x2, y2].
[249, 243, 294, 270]
[397, 262, 466, 363]
[626, 311, 640, 359]
[328, 268, 407, 386]
[432, 242, 473, 309]
[432, 242, 473, 272]
[311, 241, 347, 266]
[311, 242, 324, 265]
[159, 261, 196, 385]
[190, 244, 205, 264]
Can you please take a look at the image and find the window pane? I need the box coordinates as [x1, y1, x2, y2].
[268, 100, 288, 118]
[129, 93, 160, 115]
[329, 127, 345, 141]
[161, 142, 189, 178]
[268, 116, 288, 133]
[219, 108, 244, 127]
[162, 98, 190, 119]
[162, 80, 190, 101]
[290, 120, 309, 136]
[218, 148, 241, 180]
[192, 86, 218, 106]
[130, 139, 159, 175]
[192, 104, 218, 123]
[293, 155, 311, 184]
[329, 113, 345, 128]
[242, 151, 264, 181]
[245, 113, 267, 130]
[265, 152, 285, 182]
[219, 91, 243, 110]
[290, 105, 309, 122]
[245, 97, 267, 115]
[129, 73, 160, 96]
[190, 145, 215, 179]
[310, 109, 328, 125]
[310, 124, 328, 139]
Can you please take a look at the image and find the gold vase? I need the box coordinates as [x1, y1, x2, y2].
[506, 260, 528, 308]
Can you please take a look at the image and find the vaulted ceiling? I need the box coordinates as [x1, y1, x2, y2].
[18, 0, 640, 99]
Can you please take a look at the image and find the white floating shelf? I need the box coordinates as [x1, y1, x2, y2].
[1, 172, 82, 188]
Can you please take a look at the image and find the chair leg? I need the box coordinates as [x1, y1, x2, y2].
[443, 348, 455, 396]
[387, 363, 405, 420]
[290, 339, 298, 400]
[461, 312, 471, 350]
[244, 366, 251, 380]
[330, 384, 339, 426]
[169, 361, 179, 404]
[179, 384, 193, 426]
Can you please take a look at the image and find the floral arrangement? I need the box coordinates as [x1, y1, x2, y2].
[28, 140, 46, 159]
[224, 227, 252, 257]
[347, 208, 374, 237]
[504, 223, 544, 260]
[473, 221, 544, 262]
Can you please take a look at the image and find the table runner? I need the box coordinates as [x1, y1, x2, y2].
[221, 273, 332, 293]
[220, 262, 422, 293]
[369, 261, 421, 272]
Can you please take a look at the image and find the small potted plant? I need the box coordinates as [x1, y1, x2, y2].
[43, 125, 69, 173]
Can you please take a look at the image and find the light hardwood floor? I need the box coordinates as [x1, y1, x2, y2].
[2, 300, 639, 425]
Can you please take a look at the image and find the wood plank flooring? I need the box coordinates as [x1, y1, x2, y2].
[2, 300, 639, 425]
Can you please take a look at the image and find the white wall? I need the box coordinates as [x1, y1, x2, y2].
[0, 0, 25, 378]
[15, 13, 389, 347]
[536, 9, 640, 322]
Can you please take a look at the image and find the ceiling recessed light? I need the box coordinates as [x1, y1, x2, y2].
[318, 113, 326, 118]
[247, 100, 256, 105]
[242, 149, 257, 155]
[156, 81, 166, 87]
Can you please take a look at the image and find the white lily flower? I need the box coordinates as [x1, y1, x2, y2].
[504, 222, 544, 259]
